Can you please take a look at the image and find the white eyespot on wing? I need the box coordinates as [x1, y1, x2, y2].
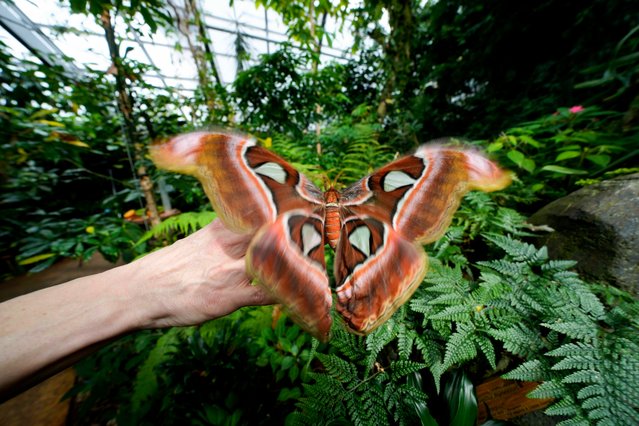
[301, 223, 322, 256]
[254, 162, 287, 184]
[348, 225, 371, 257]
[383, 170, 416, 192]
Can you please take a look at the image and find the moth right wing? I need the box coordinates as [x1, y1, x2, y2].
[246, 210, 332, 341]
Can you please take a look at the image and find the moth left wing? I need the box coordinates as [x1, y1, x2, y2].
[334, 144, 509, 334]
[333, 215, 427, 334]
[340, 145, 511, 244]
[150, 131, 324, 234]
[247, 210, 332, 341]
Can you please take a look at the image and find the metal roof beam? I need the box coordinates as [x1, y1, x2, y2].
[0, 1, 80, 75]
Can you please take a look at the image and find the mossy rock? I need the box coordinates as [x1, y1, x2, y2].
[529, 173, 639, 296]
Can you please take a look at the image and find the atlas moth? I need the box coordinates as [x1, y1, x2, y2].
[150, 131, 511, 341]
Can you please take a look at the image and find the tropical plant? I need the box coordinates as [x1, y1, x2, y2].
[290, 204, 639, 425]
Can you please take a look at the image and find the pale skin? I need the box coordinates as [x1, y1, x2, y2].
[0, 219, 273, 394]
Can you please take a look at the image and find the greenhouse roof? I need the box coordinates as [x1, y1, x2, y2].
[0, 0, 355, 94]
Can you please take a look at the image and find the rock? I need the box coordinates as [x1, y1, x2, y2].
[528, 173, 639, 295]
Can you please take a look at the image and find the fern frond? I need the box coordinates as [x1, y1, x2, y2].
[442, 322, 478, 369]
[360, 384, 390, 426]
[483, 234, 546, 263]
[545, 397, 579, 416]
[542, 321, 597, 340]
[555, 416, 590, 426]
[137, 211, 216, 244]
[502, 359, 548, 381]
[488, 323, 546, 358]
[542, 259, 578, 273]
[473, 334, 497, 369]
[415, 335, 442, 367]
[529, 379, 568, 399]
[428, 304, 473, 322]
[551, 355, 599, 371]
[389, 360, 427, 380]
[365, 319, 398, 370]
[477, 259, 526, 277]
[576, 384, 605, 400]
[330, 326, 367, 362]
[397, 324, 416, 359]
[131, 327, 190, 410]
[427, 292, 466, 306]
[561, 369, 600, 384]
[317, 353, 358, 383]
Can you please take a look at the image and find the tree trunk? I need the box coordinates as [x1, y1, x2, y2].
[99, 9, 161, 227]
[375, 0, 415, 121]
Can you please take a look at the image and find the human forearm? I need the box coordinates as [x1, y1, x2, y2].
[0, 220, 272, 395]
[0, 263, 141, 392]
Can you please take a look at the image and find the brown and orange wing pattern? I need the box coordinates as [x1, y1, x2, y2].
[334, 145, 510, 334]
[152, 132, 511, 340]
[333, 216, 427, 334]
[150, 131, 324, 234]
[151, 132, 331, 339]
[247, 210, 332, 341]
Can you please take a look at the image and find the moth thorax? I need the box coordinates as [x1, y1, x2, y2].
[324, 189, 341, 249]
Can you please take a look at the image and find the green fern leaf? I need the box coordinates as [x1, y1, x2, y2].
[137, 211, 216, 244]
[502, 359, 547, 382]
[542, 321, 597, 340]
[576, 384, 605, 400]
[390, 360, 427, 380]
[545, 398, 579, 416]
[443, 322, 478, 369]
[429, 305, 473, 322]
[474, 335, 497, 369]
[488, 323, 546, 358]
[365, 319, 398, 369]
[528, 379, 567, 399]
[483, 234, 544, 262]
[397, 324, 416, 359]
[555, 416, 590, 426]
[561, 369, 600, 384]
[317, 353, 358, 383]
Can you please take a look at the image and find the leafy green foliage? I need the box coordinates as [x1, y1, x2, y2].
[290, 200, 639, 425]
[136, 211, 216, 245]
[72, 307, 309, 425]
[0, 32, 195, 275]
[482, 106, 638, 204]
[4, 1, 638, 425]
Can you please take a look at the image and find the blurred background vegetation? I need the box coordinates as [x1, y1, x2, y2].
[1, 0, 638, 424]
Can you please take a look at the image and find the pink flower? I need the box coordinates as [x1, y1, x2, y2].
[569, 105, 584, 114]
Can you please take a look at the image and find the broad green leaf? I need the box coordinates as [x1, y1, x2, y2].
[36, 119, 65, 128]
[281, 356, 295, 370]
[586, 154, 611, 167]
[518, 135, 541, 148]
[555, 151, 581, 161]
[29, 108, 59, 119]
[506, 150, 525, 166]
[445, 370, 477, 426]
[64, 140, 90, 148]
[69, 0, 87, 13]
[521, 158, 536, 173]
[486, 141, 503, 152]
[18, 252, 56, 265]
[540, 165, 588, 175]
[278, 387, 301, 401]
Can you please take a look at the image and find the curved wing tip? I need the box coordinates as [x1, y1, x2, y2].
[149, 132, 207, 174]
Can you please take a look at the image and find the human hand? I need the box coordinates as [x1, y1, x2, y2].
[128, 218, 275, 329]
